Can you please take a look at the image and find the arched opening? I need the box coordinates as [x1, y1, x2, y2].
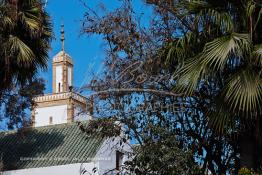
[58, 83, 61, 92]
[49, 116, 53, 125]
[116, 151, 124, 171]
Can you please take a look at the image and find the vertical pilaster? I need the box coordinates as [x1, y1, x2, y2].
[52, 63, 56, 93]
[67, 94, 74, 122]
[64, 63, 69, 92]
[31, 109, 35, 127]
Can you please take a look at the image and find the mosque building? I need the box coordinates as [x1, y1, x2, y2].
[0, 25, 130, 175]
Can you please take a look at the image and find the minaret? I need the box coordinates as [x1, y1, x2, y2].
[52, 24, 73, 93]
[32, 24, 92, 127]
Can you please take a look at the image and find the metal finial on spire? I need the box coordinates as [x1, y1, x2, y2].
[60, 23, 65, 51]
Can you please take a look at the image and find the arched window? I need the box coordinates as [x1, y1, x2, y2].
[58, 83, 61, 92]
[49, 116, 53, 125]
[116, 151, 124, 171]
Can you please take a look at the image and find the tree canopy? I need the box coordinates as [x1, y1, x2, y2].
[80, 0, 262, 174]
[0, 0, 52, 94]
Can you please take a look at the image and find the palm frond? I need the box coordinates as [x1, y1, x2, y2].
[173, 33, 251, 95]
[174, 54, 208, 95]
[165, 32, 197, 66]
[0, 3, 13, 30]
[201, 33, 251, 70]
[207, 106, 236, 134]
[8, 36, 35, 66]
[200, 9, 233, 32]
[251, 44, 262, 66]
[19, 10, 41, 32]
[223, 68, 262, 115]
[185, 0, 233, 32]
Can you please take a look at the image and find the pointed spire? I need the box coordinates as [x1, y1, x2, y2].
[60, 23, 65, 51]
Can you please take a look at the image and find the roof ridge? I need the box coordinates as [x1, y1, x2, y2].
[0, 121, 90, 134]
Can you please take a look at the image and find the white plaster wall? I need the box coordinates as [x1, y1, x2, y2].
[34, 105, 68, 127]
[68, 66, 72, 87]
[73, 106, 92, 122]
[95, 137, 133, 175]
[3, 162, 98, 175]
[96, 139, 117, 174]
[55, 65, 62, 93]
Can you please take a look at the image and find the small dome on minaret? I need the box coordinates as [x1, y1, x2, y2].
[53, 51, 73, 64]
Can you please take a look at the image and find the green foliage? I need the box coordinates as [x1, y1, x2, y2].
[165, 0, 262, 130]
[162, 0, 262, 170]
[127, 129, 201, 175]
[80, 117, 121, 137]
[80, 118, 201, 175]
[238, 168, 262, 175]
[82, 0, 262, 173]
[239, 168, 256, 175]
[0, 0, 52, 93]
[0, 78, 45, 130]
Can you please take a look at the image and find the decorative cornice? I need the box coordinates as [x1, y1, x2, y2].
[34, 92, 87, 104]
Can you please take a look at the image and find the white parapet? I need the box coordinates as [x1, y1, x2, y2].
[33, 92, 87, 104]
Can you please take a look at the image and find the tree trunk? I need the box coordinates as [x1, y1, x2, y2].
[240, 118, 262, 170]
[239, 131, 255, 168]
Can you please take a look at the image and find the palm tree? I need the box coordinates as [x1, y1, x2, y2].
[158, 0, 262, 170]
[0, 0, 52, 93]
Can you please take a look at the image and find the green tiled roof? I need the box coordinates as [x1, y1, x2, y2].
[0, 122, 104, 171]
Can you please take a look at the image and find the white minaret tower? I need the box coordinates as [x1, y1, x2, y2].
[32, 24, 92, 127]
[52, 24, 73, 93]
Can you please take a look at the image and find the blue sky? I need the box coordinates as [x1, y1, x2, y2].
[41, 0, 107, 93]
[41, 0, 151, 94]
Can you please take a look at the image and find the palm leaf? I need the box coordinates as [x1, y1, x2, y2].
[19, 11, 40, 31]
[252, 44, 262, 66]
[17, 3, 42, 37]
[223, 68, 262, 115]
[200, 9, 233, 32]
[165, 32, 197, 66]
[8, 36, 35, 66]
[174, 33, 251, 95]
[201, 33, 251, 70]
[207, 106, 236, 134]
[174, 54, 208, 95]
[184, 0, 233, 32]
